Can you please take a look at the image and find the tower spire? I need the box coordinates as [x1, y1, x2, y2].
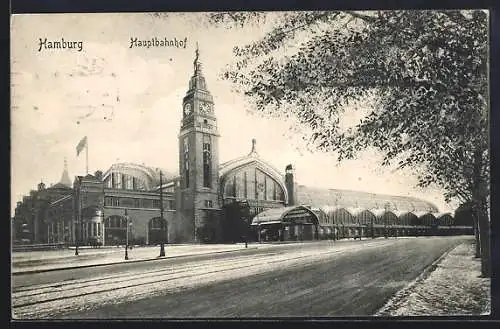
[59, 157, 72, 187]
[186, 42, 207, 92]
[193, 42, 202, 74]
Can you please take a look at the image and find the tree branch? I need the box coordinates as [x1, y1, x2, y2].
[345, 11, 379, 23]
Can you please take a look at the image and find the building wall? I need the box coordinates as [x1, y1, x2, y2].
[102, 206, 176, 244]
[46, 196, 74, 244]
[13, 185, 74, 244]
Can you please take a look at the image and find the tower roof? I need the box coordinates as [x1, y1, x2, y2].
[59, 158, 72, 188]
[194, 42, 202, 74]
[187, 43, 209, 92]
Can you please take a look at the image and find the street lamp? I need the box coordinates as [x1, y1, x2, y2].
[244, 217, 248, 248]
[124, 209, 130, 260]
[243, 214, 248, 248]
[159, 170, 165, 257]
[75, 177, 83, 256]
[75, 221, 80, 255]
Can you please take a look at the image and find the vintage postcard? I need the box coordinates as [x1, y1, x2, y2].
[10, 11, 491, 319]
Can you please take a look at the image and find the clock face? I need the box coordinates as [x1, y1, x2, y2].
[199, 102, 211, 114]
[184, 103, 192, 116]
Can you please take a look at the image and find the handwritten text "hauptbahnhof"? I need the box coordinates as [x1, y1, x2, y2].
[129, 37, 188, 49]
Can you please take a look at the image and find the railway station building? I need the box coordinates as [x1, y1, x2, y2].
[12, 50, 470, 246]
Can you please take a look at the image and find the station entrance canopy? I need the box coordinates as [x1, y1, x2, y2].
[251, 205, 319, 226]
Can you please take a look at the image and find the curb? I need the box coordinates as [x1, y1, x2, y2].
[11, 241, 323, 269]
[12, 247, 260, 276]
[13, 250, 125, 266]
[12, 238, 406, 276]
[374, 241, 463, 316]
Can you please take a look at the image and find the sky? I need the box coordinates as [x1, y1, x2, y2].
[10, 12, 457, 214]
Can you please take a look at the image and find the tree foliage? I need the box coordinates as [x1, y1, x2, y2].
[210, 10, 490, 276]
[211, 10, 488, 204]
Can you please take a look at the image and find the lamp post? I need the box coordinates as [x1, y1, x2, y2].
[75, 177, 82, 256]
[244, 216, 248, 248]
[124, 209, 129, 260]
[159, 170, 165, 257]
[101, 176, 105, 247]
[75, 223, 79, 255]
[243, 214, 248, 248]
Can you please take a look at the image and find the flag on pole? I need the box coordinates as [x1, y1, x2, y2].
[76, 136, 88, 156]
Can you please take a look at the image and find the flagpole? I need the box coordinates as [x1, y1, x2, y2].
[86, 139, 89, 175]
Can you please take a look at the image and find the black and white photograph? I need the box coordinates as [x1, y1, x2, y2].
[10, 10, 491, 319]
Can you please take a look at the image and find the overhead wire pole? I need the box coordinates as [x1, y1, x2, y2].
[75, 177, 81, 256]
[101, 174, 105, 247]
[159, 170, 165, 257]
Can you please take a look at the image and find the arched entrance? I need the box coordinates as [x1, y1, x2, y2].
[251, 205, 319, 242]
[148, 217, 167, 245]
[104, 215, 126, 245]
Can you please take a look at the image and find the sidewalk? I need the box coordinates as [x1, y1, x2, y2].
[12, 243, 278, 274]
[376, 241, 491, 316]
[11, 238, 413, 275]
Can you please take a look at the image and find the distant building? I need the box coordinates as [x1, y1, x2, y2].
[12, 160, 73, 244]
[12, 50, 441, 246]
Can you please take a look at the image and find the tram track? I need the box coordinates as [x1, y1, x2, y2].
[12, 239, 394, 318]
[13, 253, 274, 300]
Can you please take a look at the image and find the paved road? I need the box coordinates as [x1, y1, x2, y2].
[12, 243, 275, 274]
[11, 236, 469, 319]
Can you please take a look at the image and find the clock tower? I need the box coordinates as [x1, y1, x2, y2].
[178, 44, 221, 242]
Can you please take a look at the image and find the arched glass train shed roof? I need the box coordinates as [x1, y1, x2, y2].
[295, 185, 439, 213]
[311, 206, 455, 226]
[251, 205, 319, 226]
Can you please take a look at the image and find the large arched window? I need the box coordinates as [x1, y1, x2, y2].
[236, 173, 245, 199]
[256, 170, 266, 200]
[203, 134, 211, 188]
[265, 176, 274, 201]
[124, 175, 133, 189]
[222, 168, 286, 203]
[114, 173, 123, 189]
[183, 137, 189, 188]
